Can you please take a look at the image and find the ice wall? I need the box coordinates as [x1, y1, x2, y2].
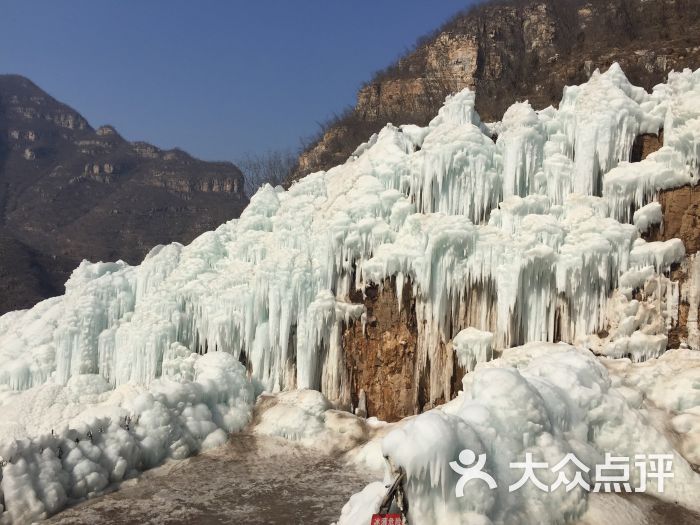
[2, 64, 698, 406]
[4, 65, 699, 389]
[1, 64, 699, 522]
[604, 68, 700, 221]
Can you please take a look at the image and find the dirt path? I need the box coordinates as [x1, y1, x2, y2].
[578, 492, 700, 525]
[47, 434, 374, 525]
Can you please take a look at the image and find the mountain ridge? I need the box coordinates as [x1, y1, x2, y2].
[0, 74, 248, 314]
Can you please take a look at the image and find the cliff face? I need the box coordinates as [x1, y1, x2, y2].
[342, 280, 468, 421]
[342, 280, 420, 421]
[644, 184, 700, 349]
[292, 0, 700, 182]
[652, 187, 700, 254]
[0, 75, 247, 313]
[295, 0, 700, 422]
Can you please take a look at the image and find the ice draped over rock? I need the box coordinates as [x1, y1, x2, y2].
[1, 64, 700, 522]
[604, 67, 700, 220]
[452, 327, 494, 372]
[1, 64, 699, 400]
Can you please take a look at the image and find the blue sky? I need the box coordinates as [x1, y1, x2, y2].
[0, 1, 476, 162]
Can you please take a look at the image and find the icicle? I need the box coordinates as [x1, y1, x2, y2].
[452, 327, 494, 371]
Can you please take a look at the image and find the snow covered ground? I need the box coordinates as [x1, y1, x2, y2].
[1, 64, 700, 523]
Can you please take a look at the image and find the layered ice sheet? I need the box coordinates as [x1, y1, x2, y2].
[1, 64, 700, 523]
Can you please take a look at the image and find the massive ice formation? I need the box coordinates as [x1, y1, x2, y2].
[604, 67, 700, 220]
[1, 64, 700, 522]
[3, 64, 698, 400]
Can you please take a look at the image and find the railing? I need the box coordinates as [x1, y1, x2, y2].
[371, 467, 408, 525]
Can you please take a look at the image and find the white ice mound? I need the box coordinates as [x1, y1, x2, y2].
[632, 201, 663, 233]
[0, 351, 253, 523]
[344, 344, 700, 525]
[606, 348, 700, 466]
[252, 389, 369, 454]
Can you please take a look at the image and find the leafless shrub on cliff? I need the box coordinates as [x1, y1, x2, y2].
[238, 150, 296, 197]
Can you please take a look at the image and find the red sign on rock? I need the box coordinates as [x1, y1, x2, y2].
[370, 513, 403, 525]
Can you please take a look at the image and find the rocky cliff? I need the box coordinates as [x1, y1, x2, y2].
[0, 75, 247, 313]
[291, 0, 700, 181]
[644, 183, 700, 350]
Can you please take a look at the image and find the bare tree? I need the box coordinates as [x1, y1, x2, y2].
[237, 150, 297, 197]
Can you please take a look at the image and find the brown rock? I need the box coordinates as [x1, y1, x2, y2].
[341, 278, 474, 422]
[342, 279, 419, 421]
[668, 266, 690, 349]
[648, 186, 700, 255]
[641, 129, 700, 348]
[631, 131, 663, 163]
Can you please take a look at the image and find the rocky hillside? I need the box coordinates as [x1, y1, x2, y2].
[291, 0, 700, 181]
[0, 75, 247, 313]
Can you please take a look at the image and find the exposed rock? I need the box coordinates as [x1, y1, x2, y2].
[668, 265, 691, 349]
[96, 125, 117, 136]
[342, 279, 420, 422]
[631, 130, 664, 163]
[133, 142, 161, 159]
[633, 130, 700, 253]
[644, 185, 700, 349]
[653, 187, 700, 254]
[341, 279, 471, 422]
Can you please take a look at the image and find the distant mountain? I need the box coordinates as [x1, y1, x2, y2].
[0, 75, 247, 313]
[291, 0, 700, 181]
